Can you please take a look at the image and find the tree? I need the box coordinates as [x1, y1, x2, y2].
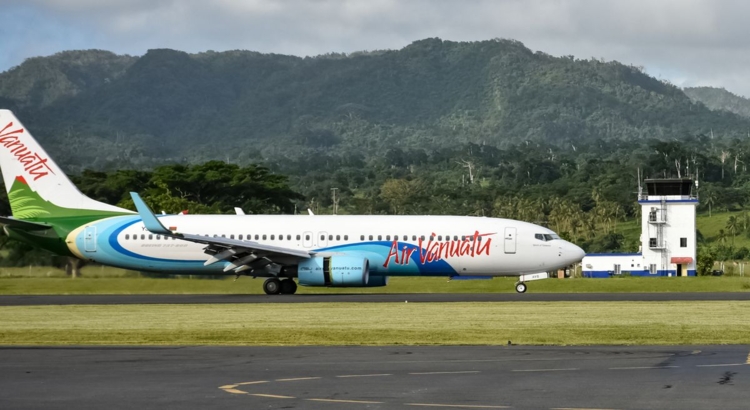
[726, 216, 739, 246]
[696, 246, 716, 276]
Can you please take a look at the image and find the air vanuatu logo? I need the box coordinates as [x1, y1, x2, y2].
[383, 231, 495, 268]
[0, 122, 55, 181]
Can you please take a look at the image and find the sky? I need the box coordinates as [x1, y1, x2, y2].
[2, 0, 750, 97]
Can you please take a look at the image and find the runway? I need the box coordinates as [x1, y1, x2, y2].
[3, 292, 750, 305]
[1, 345, 748, 409]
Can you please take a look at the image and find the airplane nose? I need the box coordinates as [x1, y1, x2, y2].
[567, 242, 585, 262]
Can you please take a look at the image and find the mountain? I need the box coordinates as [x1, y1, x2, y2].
[1, 39, 749, 170]
[684, 86, 750, 119]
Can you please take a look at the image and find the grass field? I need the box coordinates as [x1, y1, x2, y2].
[2, 275, 750, 295]
[2, 301, 749, 346]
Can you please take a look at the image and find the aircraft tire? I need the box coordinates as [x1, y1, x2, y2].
[280, 279, 297, 295]
[515, 282, 527, 293]
[263, 278, 281, 295]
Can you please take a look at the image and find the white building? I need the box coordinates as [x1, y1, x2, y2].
[582, 179, 697, 277]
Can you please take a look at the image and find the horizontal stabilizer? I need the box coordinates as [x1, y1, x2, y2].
[0, 216, 52, 231]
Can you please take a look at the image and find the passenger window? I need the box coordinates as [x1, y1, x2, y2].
[369, 235, 373, 240]
[454, 235, 458, 241]
[335, 235, 339, 241]
[255, 235, 259, 240]
[412, 235, 417, 241]
[386, 235, 391, 240]
[421, 235, 425, 241]
[305, 235, 310, 240]
[360, 235, 365, 240]
[287, 235, 291, 240]
[230, 234, 235, 239]
[238, 234, 243, 240]
[278, 235, 283, 241]
[297, 235, 301, 240]
[221, 234, 226, 238]
[320, 235, 325, 240]
[329, 235, 333, 240]
[149, 234, 153, 240]
[344, 235, 348, 240]
[430, 236, 435, 241]
[270, 235, 275, 240]
[263, 235, 267, 240]
[141, 234, 145, 240]
[125, 234, 130, 240]
[378, 235, 382, 240]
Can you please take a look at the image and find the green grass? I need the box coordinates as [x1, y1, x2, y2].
[1, 275, 750, 295]
[2, 301, 749, 345]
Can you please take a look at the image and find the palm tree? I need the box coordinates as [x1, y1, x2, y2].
[726, 216, 739, 246]
[703, 189, 716, 217]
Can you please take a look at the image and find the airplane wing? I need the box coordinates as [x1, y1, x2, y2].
[0, 216, 52, 231]
[130, 192, 311, 274]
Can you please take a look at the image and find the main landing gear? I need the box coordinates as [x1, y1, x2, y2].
[263, 278, 298, 295]
[515, 282, 527, 293]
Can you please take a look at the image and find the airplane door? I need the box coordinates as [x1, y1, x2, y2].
[303, 231, 313, 248]
[84, 226, 97, 252]
[504, 227, 516, 254]
[317, 231, 328, 248]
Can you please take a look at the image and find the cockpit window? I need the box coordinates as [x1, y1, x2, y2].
[536, 233, 559, 241]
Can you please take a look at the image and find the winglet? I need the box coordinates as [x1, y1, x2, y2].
[130, 192, 172, 235]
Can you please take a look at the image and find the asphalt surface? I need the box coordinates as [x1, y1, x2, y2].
[1, 345, 748, 409]
[3, 292, 750, 305]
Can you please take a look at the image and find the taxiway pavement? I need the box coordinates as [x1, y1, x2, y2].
[1, 345, 748, 409]
[3, 292, 750, 305]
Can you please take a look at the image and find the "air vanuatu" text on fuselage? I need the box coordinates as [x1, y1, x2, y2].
[383, 231, 495, 268]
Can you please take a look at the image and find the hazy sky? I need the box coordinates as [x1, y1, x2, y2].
[2, 0, 750, 96]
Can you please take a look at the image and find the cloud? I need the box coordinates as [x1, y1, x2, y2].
[2, 0, 750, 96]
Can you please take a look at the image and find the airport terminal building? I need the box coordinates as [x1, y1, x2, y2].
[582, 179, 698, 277]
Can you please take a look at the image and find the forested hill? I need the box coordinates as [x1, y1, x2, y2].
[684, 86, 750, 119]
[1, 38, 749, 169]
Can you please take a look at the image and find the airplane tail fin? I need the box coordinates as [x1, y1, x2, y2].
[0, 110, 132, 220]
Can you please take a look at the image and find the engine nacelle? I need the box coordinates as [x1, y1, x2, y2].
[298, 256, 370, 287]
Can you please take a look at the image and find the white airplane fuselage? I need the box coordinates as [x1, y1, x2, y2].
[67, 214, 585, 277]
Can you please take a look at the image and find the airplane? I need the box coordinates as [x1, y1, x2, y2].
[0, 109, 585, 294]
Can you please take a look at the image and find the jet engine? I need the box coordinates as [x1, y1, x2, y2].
[297, 256, 371, 287]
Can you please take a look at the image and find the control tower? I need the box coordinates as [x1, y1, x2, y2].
[582, 178, 698, 277]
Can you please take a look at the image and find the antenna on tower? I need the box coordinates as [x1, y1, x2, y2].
[637, 167, 642, 198]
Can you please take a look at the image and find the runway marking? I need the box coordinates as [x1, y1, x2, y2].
[409, 371, 481, 375]
[219, 384, 238, 389]
[405, 403, 509, 408]
[221, 388, 248, 394]
[746, 351, 750, 364]
[696, 363, 746, 367]
[336, 373, 393, 378]
[551, 408, 620, 410]
[307, 398, 384, 404]
[250, 393, 295, 399]
[512, 368, 579, 372]
[275, 377, 320, 382]
[608, 366, 678, 370]
[237, 380, 269, 385]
